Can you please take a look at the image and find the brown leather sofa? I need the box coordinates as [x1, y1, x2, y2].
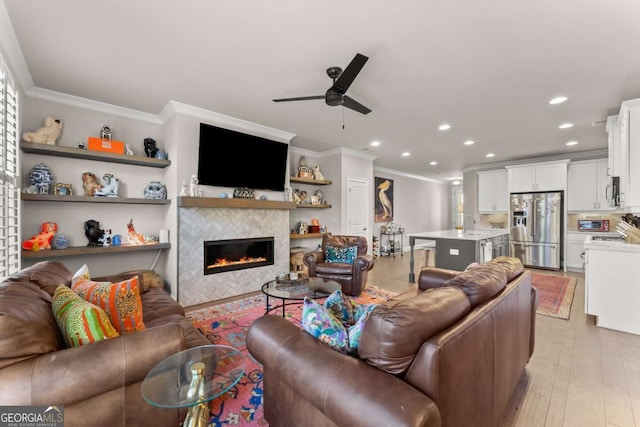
[303, 234, 375, 296]
[0, 261, 210, 427]
[247, 256, 538, 427]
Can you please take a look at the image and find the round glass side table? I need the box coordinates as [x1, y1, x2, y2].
[142, 345, 245, 427]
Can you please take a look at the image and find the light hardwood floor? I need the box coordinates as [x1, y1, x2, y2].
[369, 249, 640, 427]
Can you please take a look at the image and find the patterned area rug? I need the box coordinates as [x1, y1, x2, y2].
[186, 285, 398, 426]
[531, 273, 577, 320]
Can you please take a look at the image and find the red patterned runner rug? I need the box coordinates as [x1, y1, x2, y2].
[186, 285, 397, 426]
[531, 272, 577, 320]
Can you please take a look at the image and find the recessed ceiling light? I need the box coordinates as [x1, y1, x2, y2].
[429, 161, 438, 165]
[549, 96, 568, 105]
[402, 152, 411, 157]
[438, 124, 451, 131]
[370, 141, 381, 147]
[452, 180, 461, 185]
[566, 141, 579, 146]
[486, 153, 495, 158]
[559, 123, 574, 129]
[464, 140, 475, 146]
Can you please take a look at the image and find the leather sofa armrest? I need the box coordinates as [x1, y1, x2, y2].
[530, 286, 539, 359]
[247, 315, 440, 427]
[353, 254, 375, 272]
[418, 267, 460, 291]
[303, 250, 324, 276]
[0, 323, 185, 406]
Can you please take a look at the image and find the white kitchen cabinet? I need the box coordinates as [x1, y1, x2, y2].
[477, 170, 508, 213]
[606, 115, 621, 177]
[567, 159, 612, 211]
[614, 99, 640, 210]
[584, 243, 640, 335]
[566, 233, 587, 270]
[506, 161, 568, 193]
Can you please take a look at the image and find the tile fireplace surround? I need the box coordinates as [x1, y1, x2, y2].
[177, 198, 292, 306]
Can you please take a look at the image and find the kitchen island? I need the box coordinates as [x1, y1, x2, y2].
[583, 235, 640, 335]
[408, 229, 509, 282]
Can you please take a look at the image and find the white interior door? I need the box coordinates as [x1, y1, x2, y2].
[346, 178, 370, 242]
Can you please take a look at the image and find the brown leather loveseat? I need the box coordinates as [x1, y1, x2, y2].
[247, 256, 538, 427]
[0, 261, 209, 427]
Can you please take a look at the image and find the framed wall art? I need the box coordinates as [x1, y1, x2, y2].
[374, 177, 394, 223]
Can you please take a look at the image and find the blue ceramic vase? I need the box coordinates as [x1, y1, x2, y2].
[29, 163, 54, 194]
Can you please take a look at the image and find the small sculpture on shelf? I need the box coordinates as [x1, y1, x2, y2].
[22, 116, 63, 145]
[125, 143, 135, 156]
[22, 222, 58, 251]
[100, 125, 112, 140]
[180, 180, 189, 196]
[84, 219, 104, 247]
[53, 183, 73, 196]
[127, 219, 158, 245]
[313, 189, 324, 204]
[312, 165, 326, 181]
[94, 174, 119, 197]
[29, 163, 54, 194]
[189, 174, 198, 197]
[297, 156, 312, 178]
[82, 172, 103, 196]
[98, 229, 112, 247]
[143, 138, 159, 158]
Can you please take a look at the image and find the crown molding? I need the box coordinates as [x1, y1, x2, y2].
[159, 101, 295, 143]
[26, 87, 162, 124]
[373, 165, 445, 184]
[290, 146, 377, 161]
[0, 0, 34, 92]
[462, 149, 608, 173]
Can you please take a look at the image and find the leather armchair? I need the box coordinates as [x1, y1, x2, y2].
[303, 234, 374, 296]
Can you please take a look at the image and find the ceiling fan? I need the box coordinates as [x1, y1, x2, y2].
[273, 53, 372, 115]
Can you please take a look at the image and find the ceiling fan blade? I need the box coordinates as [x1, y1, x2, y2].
[273, 95, 324, 102]
[332, 53, 369, 94]
[342, 95, 371, 115]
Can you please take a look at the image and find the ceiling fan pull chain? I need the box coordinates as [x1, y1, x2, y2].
[342, 107, 345, 129]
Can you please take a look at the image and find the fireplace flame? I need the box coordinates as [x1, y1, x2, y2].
[207, 256, 267, 269]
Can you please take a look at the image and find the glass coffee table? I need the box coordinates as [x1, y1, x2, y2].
[261, 277, 341, 316]
[142, 345, 245, 427]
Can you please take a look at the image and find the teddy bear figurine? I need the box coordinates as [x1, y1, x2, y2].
[22, 116, 63, 145]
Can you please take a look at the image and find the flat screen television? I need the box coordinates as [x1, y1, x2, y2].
[197, 123, 289, 191]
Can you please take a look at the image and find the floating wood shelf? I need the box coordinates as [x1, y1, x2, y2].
[178, 197, 296, 209]
[290, 233, 325, 239]
[20, 141, 171, 168]
[290, 176, 332, 185]
[295, 204, 332, 209]
[21, 193, 171, 205]
[21, 243, 171, 259]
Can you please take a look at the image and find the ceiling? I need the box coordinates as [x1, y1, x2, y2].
[4, 0, 640, 181]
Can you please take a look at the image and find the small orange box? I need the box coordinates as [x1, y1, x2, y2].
[87, 137, 125, 154]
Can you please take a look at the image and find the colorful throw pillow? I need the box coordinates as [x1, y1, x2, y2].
[324, 289, 356, 327]
[52, 284, 119, 347]
[301, 297, 350, 353]
[348, 303, 378, 352]
[72, 265, 145, 334]
[325, 245, 358, 264]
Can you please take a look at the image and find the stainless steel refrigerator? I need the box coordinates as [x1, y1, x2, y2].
[509, 191, 563, 270]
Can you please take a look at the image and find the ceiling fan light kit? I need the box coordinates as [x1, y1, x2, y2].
[273, 53, 372, 115]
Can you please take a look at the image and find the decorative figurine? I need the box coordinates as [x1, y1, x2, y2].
[189, 174, 198, 197]
[154, 150, 168, 160]
[84, 220, 104, 247]
[94, 174, 119, 197]
[98, 229, 112, 247]
[297, 156, 312, 178]
[22, 222, 58, 251]
[53, 183, 73, 196]
[125, 143, 134, 155]
[180, 180, 189, 196]
[313, 165, 326, 181]
[100, 125, 112, 140]
[82, 172, 103, 196]
[53, 234, 70, 249]
[29, 163, 54, 194]
[143, 138, 159, 158]
[314, 189, 324, 204]
[22, 116, 63, 145]
[292, 189, 302, 204]
[127, 219, 154, 245]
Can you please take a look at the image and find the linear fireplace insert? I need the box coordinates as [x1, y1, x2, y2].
[203, 237, 274, 275]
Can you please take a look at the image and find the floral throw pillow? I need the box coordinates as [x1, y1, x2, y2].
[324, 289, 356, 326]
[301, 297, 350, 353]
[72, 264, 145, 335]
[348, 304, 378, 352]
[325, 245, 358, 264]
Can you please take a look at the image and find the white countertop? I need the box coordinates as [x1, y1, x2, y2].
[583, 235, 640, 253]
[409, 229, 509, 241]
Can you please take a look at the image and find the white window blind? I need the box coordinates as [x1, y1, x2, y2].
[0, 54, 20, 280]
